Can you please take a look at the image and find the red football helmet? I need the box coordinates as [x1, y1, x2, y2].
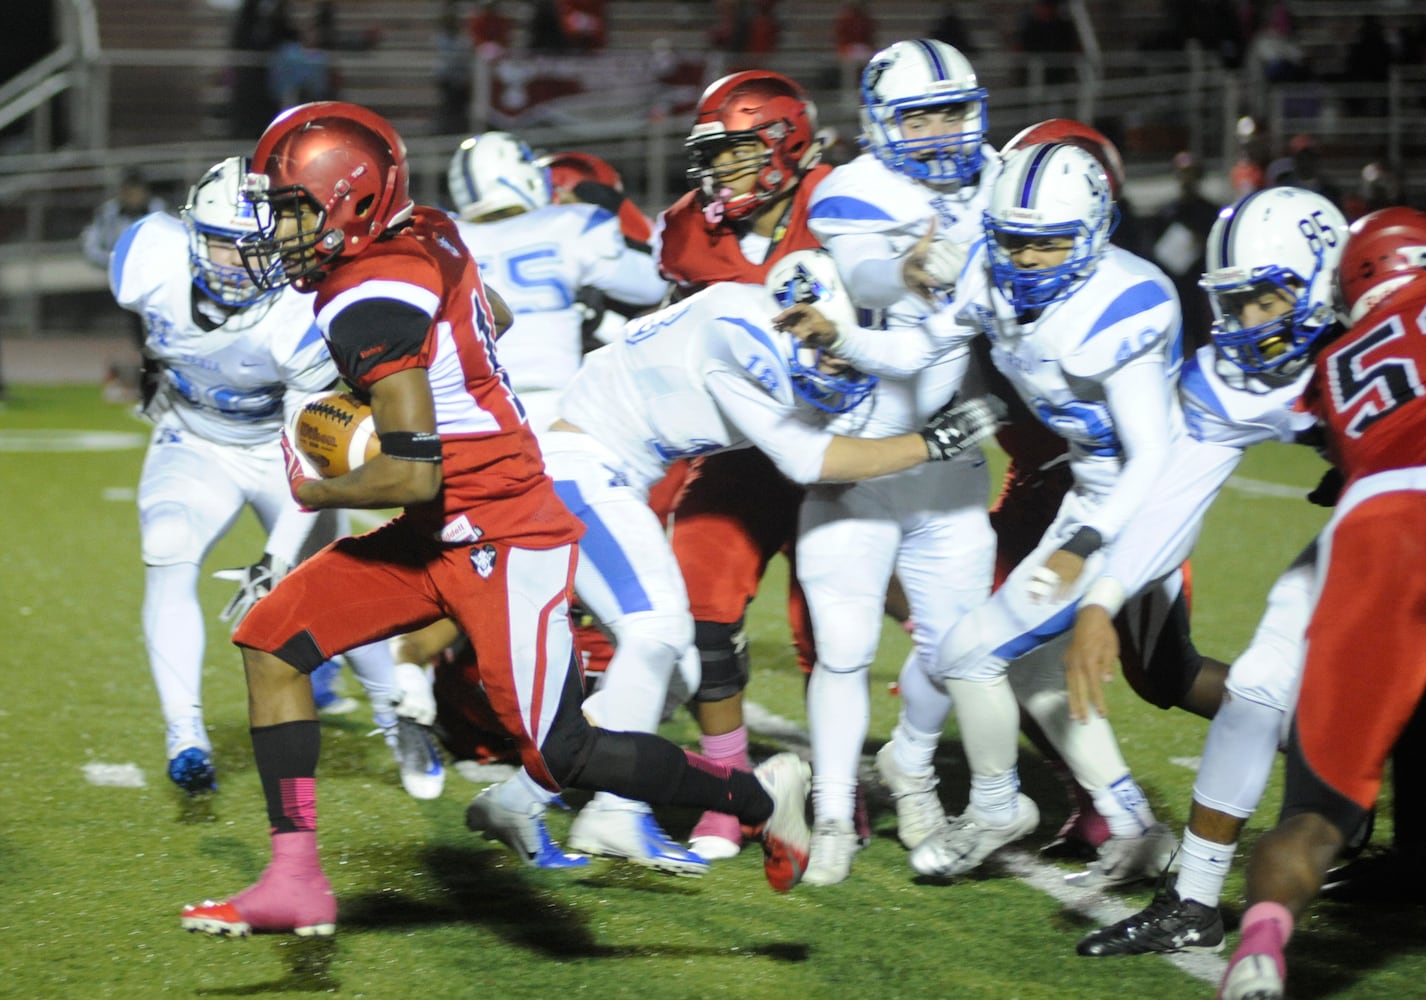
[537, 150, 625, 197]
[240, 101, 415, 290]
[684, 70, 821, 224]
[1337, 206, 1426, 323]
[1002, 118, 1126, 199]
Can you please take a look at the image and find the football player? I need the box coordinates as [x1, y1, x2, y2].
[180, 102, 815, 938]
[791, 141, 1183, 881]
[1075, 186, 1348, 957]
[111, 155, 434, 799]
[468, 249, 1004, 874]
[650, 69, 832, 860]
[799, 38, 1004, 880]
[445, 130, 667, 432]
[1219, 209, 1426, 1000]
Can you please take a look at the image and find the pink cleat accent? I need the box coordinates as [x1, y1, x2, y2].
[181, 832, 336, 937]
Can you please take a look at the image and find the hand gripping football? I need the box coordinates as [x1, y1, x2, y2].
[294, 392, 379, 478]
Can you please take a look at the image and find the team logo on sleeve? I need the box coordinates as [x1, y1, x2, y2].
[470, 543, 498, 579]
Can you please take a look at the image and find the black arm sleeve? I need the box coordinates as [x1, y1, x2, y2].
[325, 297, 433, 384]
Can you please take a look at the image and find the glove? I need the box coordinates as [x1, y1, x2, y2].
[280, 429, 318, 512]
[213, 552, 291, 628]
[1307, 466, 1344, 508]
[922, 238, 968, 289]
[920, 394, 1009, 462]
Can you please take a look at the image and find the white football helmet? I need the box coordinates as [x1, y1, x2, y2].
[984, 142, 1116, 312]
[765, 249, 877, 413]
[859, 39, 988, 187]
[1200, 186, 1347, 377]
[446, 131, 551, 222]
[182, 156, 276, 308]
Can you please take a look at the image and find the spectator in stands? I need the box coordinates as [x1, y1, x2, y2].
[81, 168, 167, 355]
[267, 20, 335, 110]
[927, 2, 977, 54]
[1150, 151, 1222, 351]
[1230, 117, 1271, 200]
[559, 0, 608, 51]
[743, 1, 781, 57]
[833, 1, 876, 63]
[434, 0, 474, 135]
[1344, 159, 1405, 222]
[1014, 0, 1079, 87]
[227, 0, 296, 138]
[467, 0, 515, 58]
[1266, 133, 1342, 208]
[529, 0, 570, 53]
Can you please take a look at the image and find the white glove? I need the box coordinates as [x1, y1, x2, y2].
[922, 239, 968, 288]
[213, 553, 291, 628]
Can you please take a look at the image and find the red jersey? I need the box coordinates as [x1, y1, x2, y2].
[312, 207, 582, 548]
[654, 164, 832, 290]
[1306, 279, 1426, 486]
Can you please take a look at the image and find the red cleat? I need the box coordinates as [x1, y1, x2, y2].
[182, 833, 337, 937]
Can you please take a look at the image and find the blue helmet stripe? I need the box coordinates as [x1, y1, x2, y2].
[1019, 143, 1058, 208]
[914, 38, 949, 80]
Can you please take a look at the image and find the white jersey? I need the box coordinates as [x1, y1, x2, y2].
[955, 243, 1184, 543]
[110, 212, 335, 448]
[456, 202, 666, 396]
[557, 282, 839, 493]
[1098, 345, 1311, 594]
[807, 148, 1000, 328]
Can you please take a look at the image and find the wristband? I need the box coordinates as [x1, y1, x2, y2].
[1060, 526, 1104, 559]
[1080, 578, 1127, 618]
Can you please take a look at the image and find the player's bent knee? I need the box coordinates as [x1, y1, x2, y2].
[692, 618, 750, 702]
[611, 607, 694, 657]
[140, 501, 206, 565]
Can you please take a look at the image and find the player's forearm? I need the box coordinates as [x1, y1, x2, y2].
[816, 433, 929, 482]
[296, 454, 441, 509]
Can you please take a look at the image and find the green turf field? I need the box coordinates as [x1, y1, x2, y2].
[2, 384, 1421, 999]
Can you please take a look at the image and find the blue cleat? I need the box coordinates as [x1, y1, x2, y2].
[569, 799, 710, 877]
[168, 746, 217, 795]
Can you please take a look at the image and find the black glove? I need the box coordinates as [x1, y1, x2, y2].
[213, 553, 290, 628]
[920, 394, 1010, 462]
[1306, 466, 1344, 508]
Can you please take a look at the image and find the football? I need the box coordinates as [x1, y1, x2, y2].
[294, 391, 379, 478]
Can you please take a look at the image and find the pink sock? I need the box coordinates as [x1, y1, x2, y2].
[1235, 901, 1293, 976]
[700, 725, 751, 771]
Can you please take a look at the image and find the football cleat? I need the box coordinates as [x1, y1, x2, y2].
[1065, 822, 1178, 889]
[385, 662, 445, 799]
[688, 809, 743, 860]
[1076, 887, 1225, 956]
[1218, 952, 1285, 1000]
[909, 793, 1039, 878]
[465, 786, 589, 869]
[168, 746, 218, 795]
[875, 741, 945, 850]
[1320, 847, 1426, 903]
[1040, 804, 1111, 862]
[310, 658, 359, 715]
[182, 836, 336, 938]
[802, 817, 861, 887]
[568, 800, 710, 877]
[752, 752, 813, 892]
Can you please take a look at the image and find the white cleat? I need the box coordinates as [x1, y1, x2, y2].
[753, 752, 813, 892]
[1065, 821, 1179, 888]
[875, 741, 946, 850]
[390, 662, 445, 800]
[465, 786, 588, 869]
[909, 793, 1040, 878]
[1219, 952, 1285, 1000]
[568, 800, 709, 877]
[802, 817, 860, 886]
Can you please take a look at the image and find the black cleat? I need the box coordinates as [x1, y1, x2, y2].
[1076, 888, 1225, 957]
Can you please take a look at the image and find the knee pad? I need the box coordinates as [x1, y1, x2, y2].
[692, 618, 750, 703]
[139, 500, 206, 566]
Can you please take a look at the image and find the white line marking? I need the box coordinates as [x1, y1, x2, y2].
[83, 762, 147, 787]
[1225, 475, 1310, 499]
[0, 429, 147, 451]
